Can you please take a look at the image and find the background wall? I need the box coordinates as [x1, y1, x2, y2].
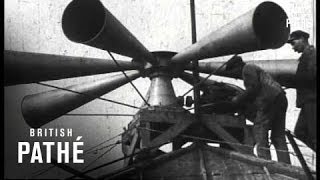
[4, 0, 316, 178]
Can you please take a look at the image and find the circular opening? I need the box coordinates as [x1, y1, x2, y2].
[62, 0, 106, 43]
[253, 2, 290, 48]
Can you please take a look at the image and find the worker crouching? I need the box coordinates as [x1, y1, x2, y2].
[225, 55, 291, 164]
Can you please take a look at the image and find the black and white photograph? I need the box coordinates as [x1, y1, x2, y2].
[4, 0, 317, 179]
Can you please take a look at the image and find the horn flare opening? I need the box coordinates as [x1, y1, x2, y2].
[253, 2, 290, 48]
[62, 0, 106, 43]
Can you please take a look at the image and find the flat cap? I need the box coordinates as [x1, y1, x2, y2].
[287, 30, 309, 43]
[225, 55, 244, 70]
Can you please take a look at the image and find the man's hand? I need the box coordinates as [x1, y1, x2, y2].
[231, 89, 255, 106]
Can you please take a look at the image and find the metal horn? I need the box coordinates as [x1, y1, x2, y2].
[62, 0, 156, 65]
[21, 71, 140, 128]
[185, 60, 298, 88]
[4, 50, 139, 86]
[172, 1, 290, 64]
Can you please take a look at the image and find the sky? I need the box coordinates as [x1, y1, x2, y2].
[4, 0, 316, 178]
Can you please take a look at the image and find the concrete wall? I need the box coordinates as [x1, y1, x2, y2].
[4, 0, 316, 178]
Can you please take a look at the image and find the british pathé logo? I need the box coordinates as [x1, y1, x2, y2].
[18, 128, 84, 164]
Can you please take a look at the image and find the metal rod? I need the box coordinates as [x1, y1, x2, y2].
[107, 51, 150, 107]
[127, 134, 140, 166]
[313, 0, 316, 46]
[285, 130, 314, 180]
[190, 0, 197, 44]
[139, 127, 299, 154]
[190, 0, 201, 119]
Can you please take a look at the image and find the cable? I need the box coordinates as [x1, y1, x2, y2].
[65, 141, 168, 179]
[181, 56, 235, 97]
[106, 50, 150, 107]
[83, 133, 123, 155]
[33, 144, 119, 179]
[31, 124, 141, 178]
[30, 166, 55, 179]
[82, 144, 117, 170]
[31, 131, 125, 178]
[86, 141, 122, 155]
[36, 82, 142, 110]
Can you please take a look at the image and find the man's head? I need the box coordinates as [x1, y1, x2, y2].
[287, 30, 310, 53]
[225, 55, 245, 78]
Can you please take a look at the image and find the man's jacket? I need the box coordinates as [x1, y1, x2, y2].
[238, 63, 283, 109]
[295, 45, 317, 107]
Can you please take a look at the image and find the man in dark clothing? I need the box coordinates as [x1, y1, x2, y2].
[287, 30, 316, 151]
[225, 55, 291, 164]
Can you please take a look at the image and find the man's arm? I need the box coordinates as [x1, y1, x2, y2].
[232, 85, 260, 104]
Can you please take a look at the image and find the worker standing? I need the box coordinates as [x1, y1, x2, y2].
[287, 30, 317, 151]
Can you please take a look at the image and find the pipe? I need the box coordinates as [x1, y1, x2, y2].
[62, 0, 156, 65]
[185, 60, 298, 88]
[4, 50, 139, 86]
[21, 70, 140, 128]
[172, 2, 290, 64]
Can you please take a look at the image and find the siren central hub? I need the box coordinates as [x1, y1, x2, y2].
[142, 51, 178, 77]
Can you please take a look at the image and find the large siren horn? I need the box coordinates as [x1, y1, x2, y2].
[4, 50, 139, 86]
[185, 59, 298, 88]
[62, 0, 156, 65]
[21, 71, 140, 128]
[172, 1, 290, 64]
